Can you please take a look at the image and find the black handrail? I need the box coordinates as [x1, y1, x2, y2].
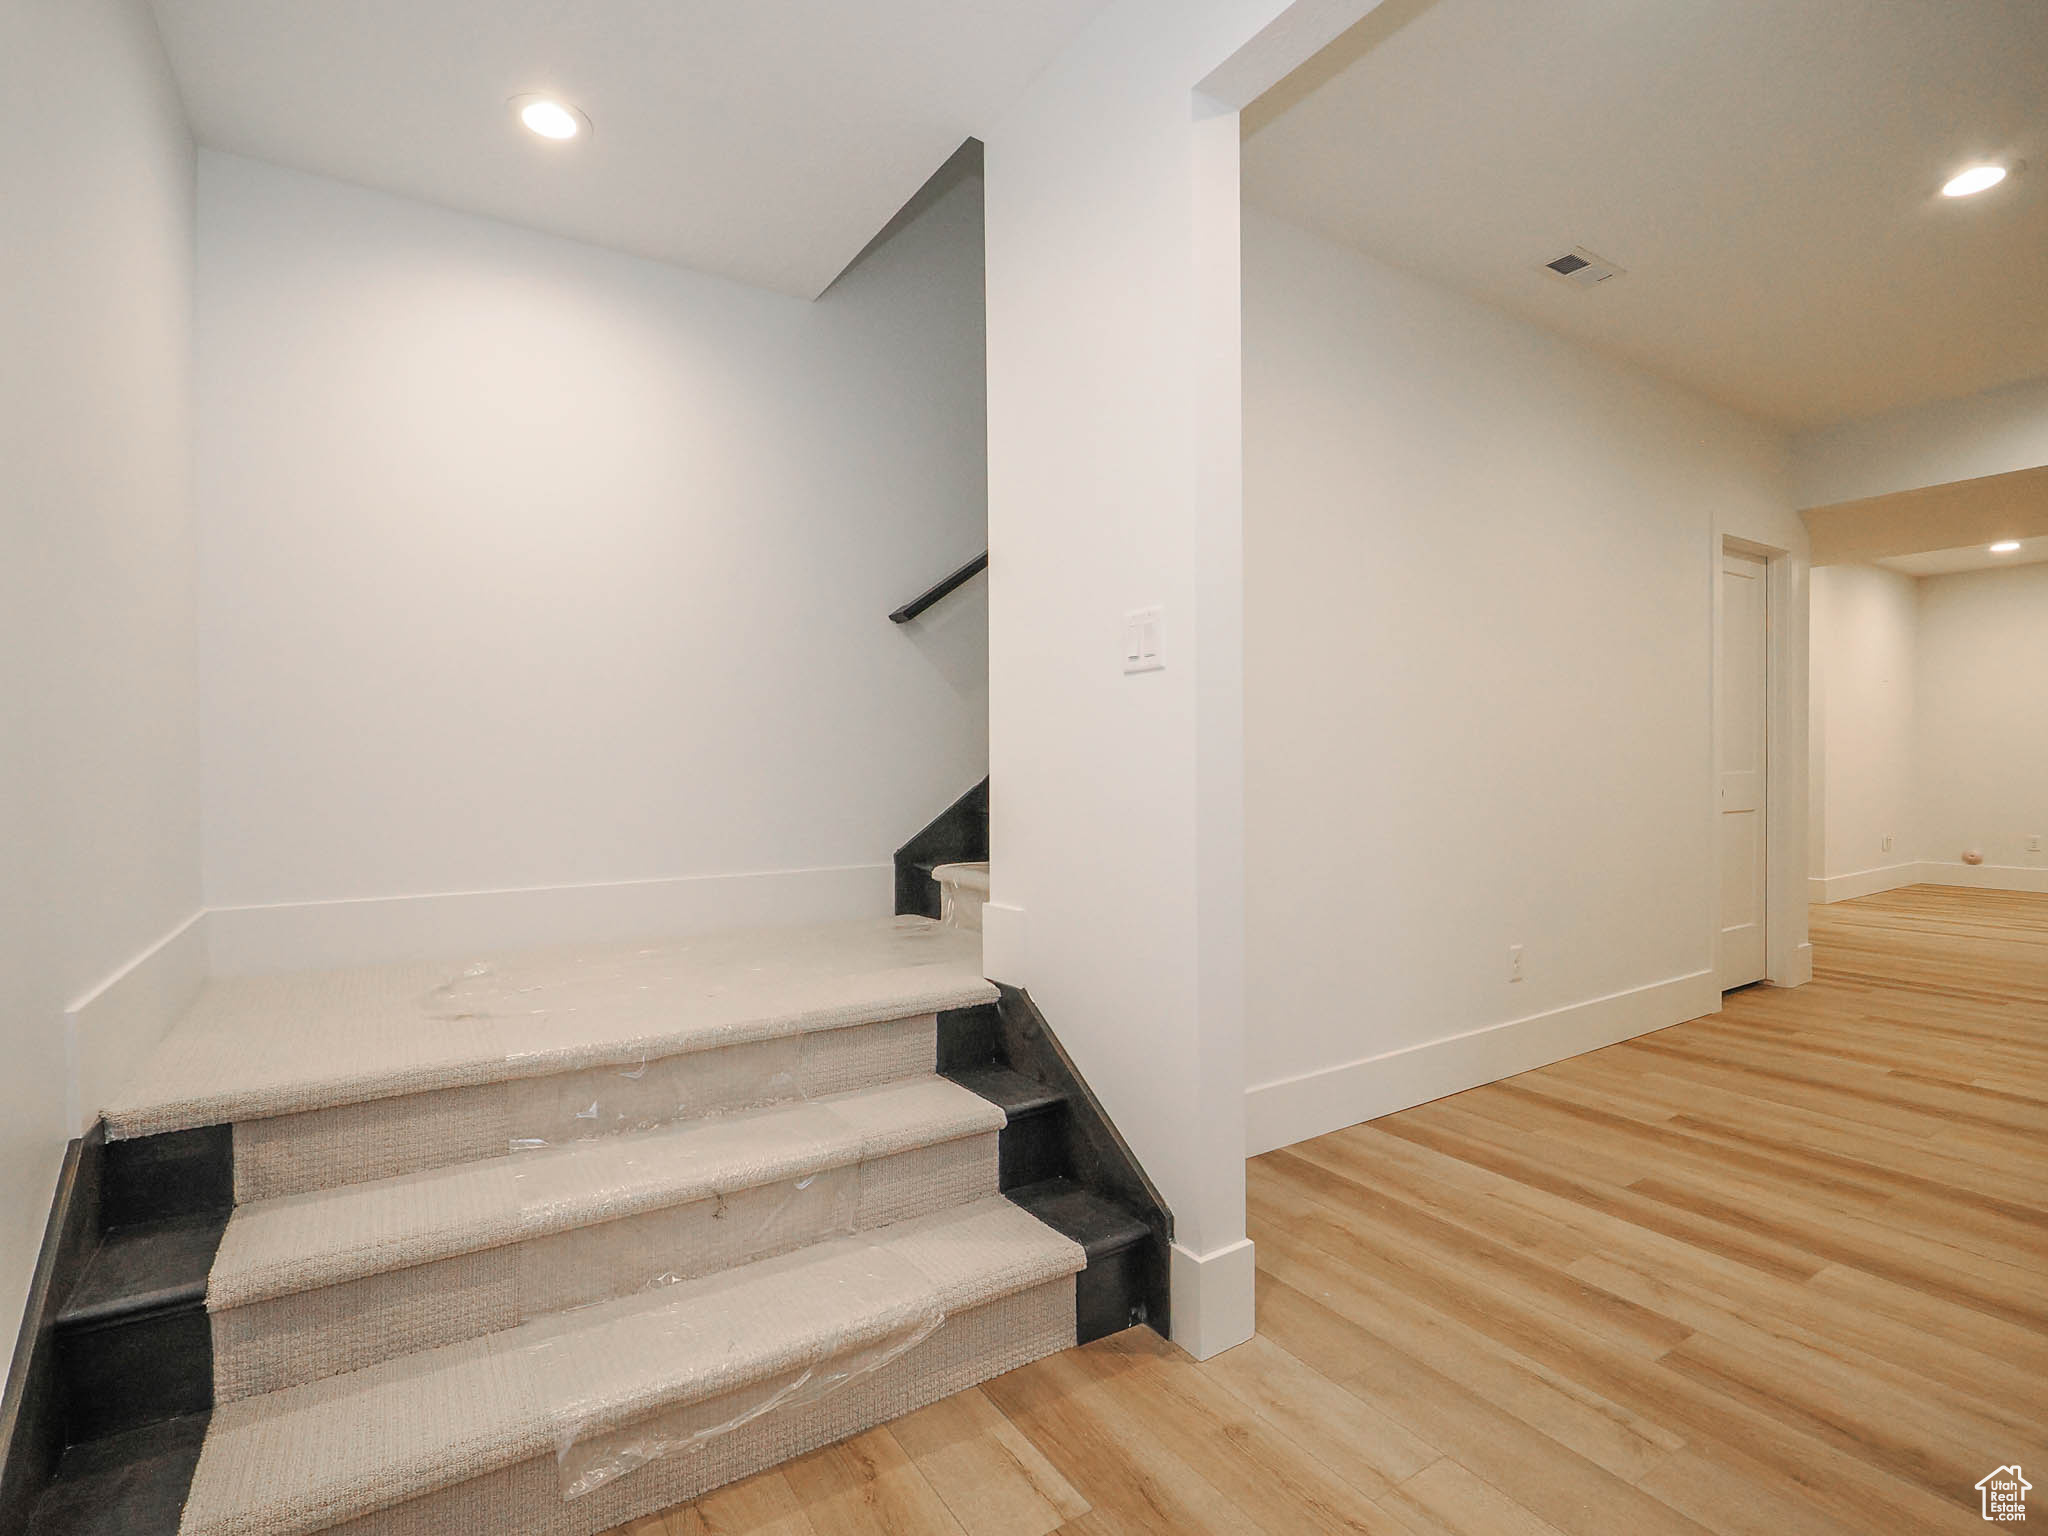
[889, 551, 987, 623]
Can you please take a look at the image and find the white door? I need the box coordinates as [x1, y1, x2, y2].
[1718, 547, 1769, 989]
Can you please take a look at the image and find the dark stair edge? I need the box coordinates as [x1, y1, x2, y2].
[0, 1130, 101, 1536]
[945, 1064, 1065, 1119]
[101, 1126, 233, 1230]
[57, 1216, 223, 1330]
[1006, 1178, 1149, 1263]
[939, 989, 1172, 1342]
[53, 1209, 223, 1447]
[25, 1411, 207, 1536]
[892, 778, 988, 921]
[3, 1123, 225, 1536]
[1008, 1179, 1153, 1345]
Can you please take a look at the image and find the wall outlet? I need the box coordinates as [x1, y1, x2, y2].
[2030, 835, 2044, 854]
[1881, 834, 1893, 853]
[1508, 944, 1525, 983]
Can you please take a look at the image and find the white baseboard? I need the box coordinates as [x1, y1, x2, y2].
[1810, 860, 2048, 902]
[1169, 1237, 1256, 1361]
[1808, 862, 1924, 903]
[1244, 969, 1719, 1158]
[64, 909, 210, 1132]
[1777, 942, 1814, 988]
[205, 864, 895, 975]
[1913, 860, 2048, 895]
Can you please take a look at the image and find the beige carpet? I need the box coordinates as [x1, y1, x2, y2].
[229, 1014, 940, 1203]
[104, 917, 997, 1139]
[207, 1080, 1008, 1399]
[180, 1200, 1084, 1536]
[112, 915, 1089, 1533]
[210, 1078, 1002, 1304]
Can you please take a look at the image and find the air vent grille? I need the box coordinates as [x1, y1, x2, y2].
[1542, 246, 1624, 287]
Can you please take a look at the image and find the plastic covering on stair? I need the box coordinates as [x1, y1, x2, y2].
[431, 939, 956, 1130]
[103, 916, 999, 1145]
[513, 1163, 863, 1321]
[530, 1239, 946, 1500]
[420, 932, 961, 1056]
[502, 1033, 813, 1149]
[228, 1013, 940, 1207]
[207, 1082, 1004, 1401]
[418, 954, 944, 1151]
[179, 1200, 1085, 1536]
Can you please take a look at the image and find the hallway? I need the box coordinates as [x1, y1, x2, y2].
[615, 887, 2047, 1534]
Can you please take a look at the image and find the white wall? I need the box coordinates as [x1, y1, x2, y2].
[1808, 559, 2048, 897]
[981, 0, 1340, 1360]
[1241, 209, 1808, 1155]
[1915, 563, 2048, 889]
[1807, 565, 1920, 898]
[1792, 375, 2048, 507]
[195, 153, 990, 969]
[0, 0, 201, 1335]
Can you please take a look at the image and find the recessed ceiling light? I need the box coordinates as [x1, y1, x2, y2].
[1989, 540, 2021, 554]
[510, 95, 588, 142]
[1941, 164, 2007, 197]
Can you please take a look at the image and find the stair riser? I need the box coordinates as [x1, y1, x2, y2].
[1075, 1242, 1150, 1344]
[300, 1281, 1074, 1536]
[56, 1304, 212, 1445]
[103, 1126, 233, 1226]
[231, 1014, 938, 1203]
[211, 1131, 998, 1401]
[995, 1102, 1067, 1191]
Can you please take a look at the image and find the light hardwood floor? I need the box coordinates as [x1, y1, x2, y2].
[605, 886, 2047, 1536]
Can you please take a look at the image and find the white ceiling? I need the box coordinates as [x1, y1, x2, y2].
[1880, 536, 2048, 577]
[147, 0, 1112, 298]
[1242, 0, 2048, 430]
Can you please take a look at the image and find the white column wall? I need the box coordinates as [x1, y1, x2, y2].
[980, 0, 1331, 1358]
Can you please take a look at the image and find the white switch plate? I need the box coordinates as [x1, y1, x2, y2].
[1881, 834, 1893, 853]
[1123, 606, 1164, 674]
[1508, 944, 1525, 982]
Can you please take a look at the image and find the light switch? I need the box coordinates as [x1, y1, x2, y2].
[1123, 606, 1164, 674]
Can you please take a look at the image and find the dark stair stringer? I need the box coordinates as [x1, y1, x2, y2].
[938, 988, 1171, 1344]
[893, 777, 988, 920]
[23, 1413, 208, 1536]
[1007, 1180, 1154, 1348]
[10, 1127, 230, 1536]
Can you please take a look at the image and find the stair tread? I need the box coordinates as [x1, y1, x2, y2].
[1007, 1179, 1149, 1262]
[209, 1076, 1004, 1308]
[180, 1198, 1084, 1536]
[59, 1214, 225, 1327]
[946, 1064, 1065, 1118]
[929, 862, 990, 895]
[102, 916, 998, 1141]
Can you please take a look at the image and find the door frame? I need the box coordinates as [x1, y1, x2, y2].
[1712, 533, 1812, 993]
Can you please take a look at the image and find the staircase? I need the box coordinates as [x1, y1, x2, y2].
[21, 917, 1158, 1535]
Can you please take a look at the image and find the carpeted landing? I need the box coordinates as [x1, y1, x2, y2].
[102, 916, 1087, 1536]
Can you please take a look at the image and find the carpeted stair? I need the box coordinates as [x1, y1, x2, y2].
[35, 916, 1127, 1536]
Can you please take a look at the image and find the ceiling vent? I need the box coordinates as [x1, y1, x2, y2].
[1541, 246, 1624, 287]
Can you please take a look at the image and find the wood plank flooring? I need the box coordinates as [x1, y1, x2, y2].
[604, 886, 2047, 1536]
